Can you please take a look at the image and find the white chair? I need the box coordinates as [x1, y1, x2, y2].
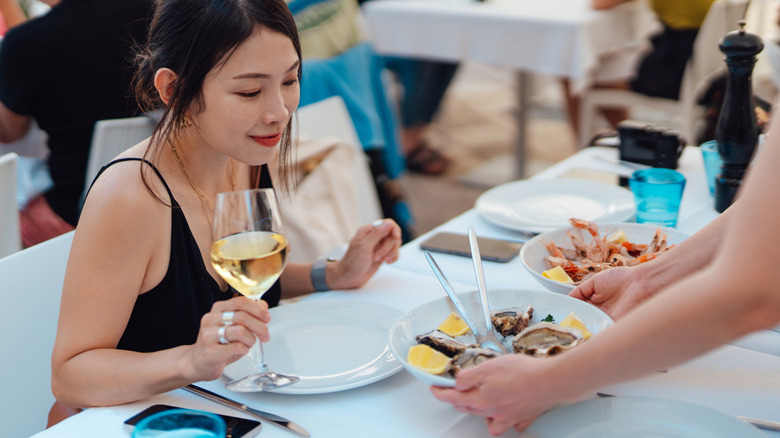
[579, 0, 750, 146]
[0, 230, 74, 438]
[83, 116, 156, 200]
[282, 96, 383, 263]
[296, 96, 383, 225]
[0, 152, 21, 258]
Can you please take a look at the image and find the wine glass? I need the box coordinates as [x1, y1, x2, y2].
[210, 188, 299, 392]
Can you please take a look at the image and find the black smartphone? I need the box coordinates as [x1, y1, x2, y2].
[124, 404, 262, 438]
[420, 232, 521, 263]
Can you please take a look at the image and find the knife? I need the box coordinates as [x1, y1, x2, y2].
[596, 392, 780, 432]
[184, 384, 310, 437]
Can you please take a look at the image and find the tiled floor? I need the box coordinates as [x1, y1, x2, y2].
[398, 62, 582, 236]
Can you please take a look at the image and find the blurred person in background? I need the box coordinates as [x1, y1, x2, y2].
[565, 0, 715, 139]
[0, 0, 152, 247]
[357, 0, 470, 176]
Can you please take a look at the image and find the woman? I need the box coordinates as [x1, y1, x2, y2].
[431, 103, 780, 435]
[51, 0, 401, 410]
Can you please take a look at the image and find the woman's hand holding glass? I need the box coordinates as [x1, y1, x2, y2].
[184, 297, 271, 382]
[210, 188, 298, 392]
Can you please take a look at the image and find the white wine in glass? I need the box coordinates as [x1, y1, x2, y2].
[210, 188, 299, 392]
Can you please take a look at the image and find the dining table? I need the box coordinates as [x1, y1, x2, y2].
[361, 0, 656, 179]
[33, 145, 780, 437]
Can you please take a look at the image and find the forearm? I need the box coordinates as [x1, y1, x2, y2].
[52, 345, 196, 408]
[280, 262, 317, 298]
[556, 261, 779, 400]
[634, 207, 733, 296]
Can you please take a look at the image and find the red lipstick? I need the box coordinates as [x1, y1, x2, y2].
[251, 132, 281, 147]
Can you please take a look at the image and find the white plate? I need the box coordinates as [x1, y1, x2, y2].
[525, 396, 765, 437]
[521, 222, 690, 294]
[475, 179, 635, 233]
[224, 300, 402, 394]
[388, 289, 613, 388]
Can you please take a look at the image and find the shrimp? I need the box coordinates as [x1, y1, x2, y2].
[570, 218, 608, 263]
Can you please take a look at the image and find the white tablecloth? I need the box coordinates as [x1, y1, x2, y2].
[363, 0, 653, 92]
[34, 146, 780, 437]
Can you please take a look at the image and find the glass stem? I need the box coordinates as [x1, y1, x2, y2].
[250, 335, 269, 374]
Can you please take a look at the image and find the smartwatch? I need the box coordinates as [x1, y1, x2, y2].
[311, 256, 336, 292]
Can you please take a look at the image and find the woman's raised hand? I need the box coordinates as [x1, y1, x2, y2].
[328, 218, 402, 290]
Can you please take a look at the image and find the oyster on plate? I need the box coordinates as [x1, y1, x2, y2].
[451, 348, 500, 376]
[512, 322, 583, 357]
[415, 330, 476, 357]
[491, 305, 534, 336]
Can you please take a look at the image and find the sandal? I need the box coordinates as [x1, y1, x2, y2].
[406, 141, 450, 175]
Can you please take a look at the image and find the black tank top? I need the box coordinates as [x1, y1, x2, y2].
[87, 158, 282, 353]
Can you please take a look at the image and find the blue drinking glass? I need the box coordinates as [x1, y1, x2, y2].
[629, 168, 686, 228]
[132, 409, 226, 438]
[700, 140, 723, 196]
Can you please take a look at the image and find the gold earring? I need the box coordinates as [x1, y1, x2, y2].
[179, 114, 193, 129]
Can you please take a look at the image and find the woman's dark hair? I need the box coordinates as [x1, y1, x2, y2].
[133, 0, 302, 196]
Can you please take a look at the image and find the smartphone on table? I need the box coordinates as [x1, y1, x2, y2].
[420, 232, 522, 263]
[124, 404, 262, 437]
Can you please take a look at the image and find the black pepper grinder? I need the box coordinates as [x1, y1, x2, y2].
[714, 20, 763, 213]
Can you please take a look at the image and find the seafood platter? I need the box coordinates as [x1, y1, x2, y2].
[388, 288, 613, 387]
[520, 220, 690, 294]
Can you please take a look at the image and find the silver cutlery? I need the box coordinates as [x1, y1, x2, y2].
[467, 226, 509, 354]
[596, 392, 780, 432]
[185, 384, 310, 437]
[424, 250, 484, 338]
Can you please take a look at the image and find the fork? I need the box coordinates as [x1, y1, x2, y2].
[468, 226, 510, 354]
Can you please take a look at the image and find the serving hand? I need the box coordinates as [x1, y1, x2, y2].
[431, 354, 559, 436]
[569, 266, 653, 320]
[184, 296, 271, 382]
[327, 218, 402, 290]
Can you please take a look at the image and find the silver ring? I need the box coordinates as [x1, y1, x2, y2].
[372, 219, 384, 227]
[221, 311, 235, 326]
[218, 325, 229, 345]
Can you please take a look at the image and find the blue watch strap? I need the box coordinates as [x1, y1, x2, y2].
[311, 256, 331, 292]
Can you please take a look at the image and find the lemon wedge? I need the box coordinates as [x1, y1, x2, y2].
[437, 312, 470, 336]
[407, 344, 451, 374]
[560, 311, 591, 339]
[542, 265, 574, 284]
[606, 229, 627, 244]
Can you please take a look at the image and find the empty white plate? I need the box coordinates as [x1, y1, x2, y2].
[224, 300, 402, 394]
[476, 179, 635, 233]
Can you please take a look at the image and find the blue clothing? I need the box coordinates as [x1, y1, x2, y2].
[383, 57, 458, 128]
[300, 42, 404, 179]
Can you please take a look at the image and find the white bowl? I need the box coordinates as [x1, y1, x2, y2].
[388, 288, 614, 387]
[520, 222, 690, 295]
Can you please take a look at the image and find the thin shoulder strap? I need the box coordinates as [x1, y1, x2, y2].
[86, 158, 174, 202]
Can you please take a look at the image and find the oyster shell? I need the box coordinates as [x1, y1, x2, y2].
[451, 348, 500, 376]
[415, 330, 476, 357]
[512, 322, 584, 357]
[491, 305, 534, 336]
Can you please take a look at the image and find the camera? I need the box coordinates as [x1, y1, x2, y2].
[617, 120, 685, 169]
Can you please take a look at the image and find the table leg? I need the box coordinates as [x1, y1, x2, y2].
[514, 71, 530, 180]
